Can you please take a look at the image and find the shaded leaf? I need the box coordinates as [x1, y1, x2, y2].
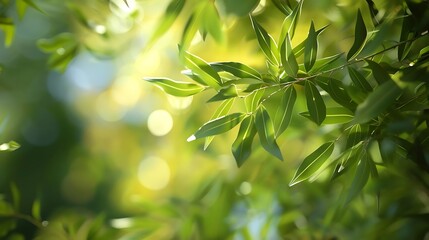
[292, 25, 328, 58]
[0, 18, 15, 47]
[232, 115, 257, 167]
[245, 89, 265, 112]
[210, 62, 261, 80]
[201, 2, 223, 42]
[305, 81, 326, 125]
[309, 53, 344, 73]
[304, 21, 318, 71]
[217, 0, 260, 16]
[347, 9, 367, 60]
[346, 124, 368, 149]
[290, 142, 335, 186]
[146, 0, 186, 49]
[22, 0, 45, 13]
[187, 113, 245, 141]
[10, 183, 20, 210]
[183, 51, 222, 90]
[279, 0, 303, 42]
[272, 0, 292, 15]
[32, 198, 41, 220]
[398, 15, 415, 61]
[300, 107, 353, 124]
[255, 106, 283, 160]
[365, 60, 389, 84]
[145, 77, 205, 97]
[346, 151, 371, 203]
[204, 99, 235, 150]
[280, 34, 298, 77]
[348, 67, 373, 92]
[353, 80, 403, 124]
[37, 33, 78, 72]
[332, 142, 364, 180]
[207, 85, 238, 102]
[250, 16, 280, 65]
[316, 77, 356, 111]
[274, 85, 296, 137]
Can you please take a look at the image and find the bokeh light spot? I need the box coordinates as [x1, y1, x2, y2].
[138, 156, 170, 190]
[167, 95, 193, 110]
[239, 181, 252, 195]
[147, 109, 173, 136]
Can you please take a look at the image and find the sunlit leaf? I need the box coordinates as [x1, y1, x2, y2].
[279, 0, 303, 42]
[16, 0, 27, 19]
[304, 21, 318, 71]
[0, 18, 14, 47]
[232, 115, 257, 166]
[183, 51, 222, 90]
[305, 81, 326, 125]
[290, 142, 335, 186]
[353, 80, 402, 124]
[181, 70, 207, 86]
[347, 9, 367, 61]
[204, 99, 235, 150]
[217, 0, 260, 16]
[255, 106, 283, 160]
[145, 77, 205, 97]
[316, 77, 356, 111]
[179, 13, 200, 53]
[271, 0, 292, 15]
[292, 25, 328, 58]
[280, 34, 298, 77]
[245, 88, 265, 112]
[210, 62, 262, 80]
[346, 150, 371, 203]
[38, 33, 78, 72]
[309, 53, 344, 73]
[274, 85, 296, 137]
[348, 67, 373, 92]
[207, 84, 238, 102]
[32, 198, 41, 220]
[187, 113, 245, 141]
[146, 0, 186, 49]
[250, 16, 280, 66]
[0, 141, 20, 152]
[201, 2, 223, 42]
[365, 60, 389, 84]
[300, 107, 353, 124]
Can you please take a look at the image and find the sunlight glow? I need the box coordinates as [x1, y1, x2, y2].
[147, 109, 173, 136]
[111, 77, 142, 107]
[239, 182, 252, 195]
[167, 95, 193, 109]
[138, 156, 170, 190]
[96, 91, 126, 122]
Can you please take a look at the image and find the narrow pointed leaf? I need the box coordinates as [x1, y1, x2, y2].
[183, 51, 222, 90]
[305, 81, 326, 125]
[245, 89, 265, 112]
[346, 124, 368, 149]
[331, 142, 363, 180]
[346, 151, 371, 203]
[353, 80, 402, 124]
[210, 62, 262, 80]
[398, 15, 414, 61]
[300, 107, 353, 124]
[309, 53, 344, 73]
[204, 99, 235, 150]
[347, 9, 367, 60]
[280, 34, 298, 77]
[290, 142, 335, 186]
[181, 70, 207, 86]
[274, 85, 296, 137]
[272, 0, 292, 15]
[0, 18, 15, 47]
[279, 0, 303, 42]
[316, 77, 356, 111]
[304, 21, 318, 71]
[146, 0, 186, 49]
[179, 13, 200, 53]
[145, 78, 205, 97]
[255, 107, 283, 160]
[250, 16, 280, 65]
[0, 141, 20, 151]
[293, 25, 328, 58]
[348, 67, 373, 92]
[32, 198, 42, 220]
[201, 2, 223, 42]
[187, 113, 245, 141]
[232, 115, 257, 167]
[207, 85, 238, 102]
[365, 60, 389, 84]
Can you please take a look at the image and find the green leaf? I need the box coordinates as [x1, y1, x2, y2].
[255, 106, 283, 160]
[181, 70, 208, 86]
[204, 99, 235, 150]
[245, 88, 265, 112]
[304, 21, 318, 72]
[0, 141, 20, 151]
[280, 34, 298, 77]
[331, 142, 363, 180]
[145, 78, 205, 97]
[250, 16, 280, 66]
[232, 115, 257, 167]
[353, 80, 403, 124]
[183, 51, 222, 90]
[348, 67, 373, 92]
[279, 0, 303, 42]
[346, 151, 371, 203]
[187, 113, 245, 141]
[32, 198, 41, 220]
[274, 85, 296, 137]
[210, 62, 262, 80]
[37, 33, 78, 72]
[365, 60, 389, 84]
[146, 0, 185, 49]
[179, 13, 200, 53]
[201, 2, 223, 42]
[271, 0, 292, 15]
[22, 0, 45, 13]
[0, 18, 15, 47]
[292, 24, 328, 58]
[16, 0, 28, 19]
[347, 9, 367, 61]
[304, 81, 326, 125]
[10, 183, 20, 210]
[207, 84, 238, 102]
[290, 142, 335, 186]
[398, 15, 414, 61]
[316, 77, 357, 111]
[300, 107, 353, 124]
[217, 0, 260, 17]
[309, 53, 344, 73]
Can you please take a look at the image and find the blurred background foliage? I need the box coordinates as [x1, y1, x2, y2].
[0, 0, 428, 239]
